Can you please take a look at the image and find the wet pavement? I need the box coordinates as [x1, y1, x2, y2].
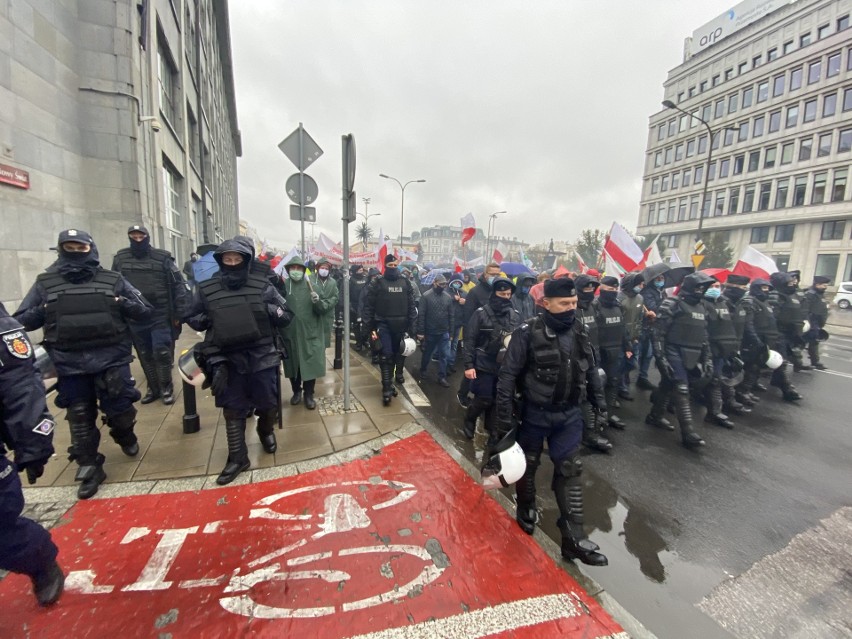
[409, 335, 852, 639]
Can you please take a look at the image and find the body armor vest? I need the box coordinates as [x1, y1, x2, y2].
[113, 248, 172, 310]
[594, 300, 624, 350]
[375, 277, 410, 326]
[38, 270, 127, 350]
[199, 271, 273, 351]
[751, 297, 779, 342]
[663, 298, 707, 350]
[474, 306, 515, 370]
[772, 291, 804, 333]
[804, 289, 828, 322]
[576, 301, 598, 348]
[521, 317, 587, 407]
[705, 301, 739, 358]
[727, 297, 748, 342]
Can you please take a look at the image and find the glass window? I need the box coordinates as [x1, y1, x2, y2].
[725, 68, 733, 81]
[157, 44, 178, 126]
[758, 182, 772, 210]
[719, 158, 730, 177]
[712, 131, 721, 150]
[764, 146, 777, 168]
[783, 40, 794, 54]
[738, 121, 749, 141]
[790, 67, 802, 90]
[817, 132, 832, 157]
[832, 169, 847, 201]
[769, 110, 781, 133]
[808, 60, 821, 84]
[708, 162, 717, 181]
[800, 33, 811, 47]
[743, 184, 756, 212]
[774, 180, 789, 209]
[162, 164, 182, 231]
[738, 61, 748, 75]
[658, 123, 666, 141]
[714, 191, 725, 216]
[664, 147, 673, 164]
[672, 171, 680, 188]
[812, 172, 828, 203]
[694, 165, 704, 183]
[820, 222, 845, 240]
[793, 175, 808, 205]
[667, 119, 676, 136]
[801, 98, 817, 122]
[686, 139, 696, 157]
[678, 199, 688, 221]
[661, 175, 669, 191]
[773, 74, 785, 96]
[753, 115, 765, 137]
[698, 135, 708, 154]
[728, 186, 740, 214]
[748, 150, 760, 171]
[742, 86, 754, 107]
[817, 24, 830, 40]
[781, 142, 794, 164]
[668, 201, 677, 223]
[753, 55, 762, 68]
[682, 168, 692, 186]
[689, 197, 700, 219]
[679, 115, 688, 133]
[733, 154, 745, 174]
[728, 93, 738, 113]
[700, 104, 710, 121]
[843, 87, 852, 112]
[799, 137, 812, 160]
[723, 128, 735, 146]
[774, 223, 795, 241]
[715, 99, 725, 118]
[651, 178, 660, 194]
[675, 144, 684, 161]
[840, 128, 852, 153]
[657, 204, 667, 224]
[839, 15, 850, 31]
[700, 80, 708, 92]
[757, 80, 769, 103]
[647, 204, 655, 225]
[824, 92, 837, 117]
[767, 47, 778, 62]
[689, 86, 696, 98]
[654, 151, 662, 167]
[814, 254, 840, 282]
[785, 105, 799, 128]
[827, 52, 841, 77]
[750, 226, 769, 243]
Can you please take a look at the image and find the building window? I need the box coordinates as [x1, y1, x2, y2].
[774, 255, 791, 272]
[689, 197, 700, 219]
[764, 146, 777, 168]
[807, 60, 821, 84]
[843, 87, 852, 112]
[758, 182, 772, 210]
[802, 98, 817, 122]
[774, 180, 789, 209]
[675, 144, 684, 161]
[774, 224, 795, 242]
[785, 105, 799, 128]
[668, 201, 676, 222]
[817, 132, 832, 157]
[666, 235, 679, 248]
[714, 191, 725, 216]
[793, 175, 808, 205]
[817, 24, 830, 40]
[678, 199, 687, 221]
[738, 121, 749, 141]
[728, 93, 738, 113]
[725, 68, 733, 81]
[799, 136, 813, 160]
[647, 204, 656, 225]
[814, 254, 840, 281]
[783, 40, 794, 55]
[162, 162, 183, 231]
[772, 74, 785, 97]
[187, 105, 200, 169]
[824, 92, 837, 117]
[733, 154, 745, 174]
[812, 172, 828, 204]
[841, 128, 852, 153]
[839, 15, 850, 31]
[658, 124, 666, 141]
[767, 47, 778, 62]
[688, 86, 696, 98]
[672, 171, 680, 189]
[757, 80, 769, 103]
[750, 226, 769, 243]
[728, 186, 740, 214]
[695, 165, 704, 183]
[768, 110, 781, 133]
[781, 142, 794, 164]
[668, 119, 677, 136]
[753, 115, 765, 137]
[790, 66, 802, 90]
[743, 86, 754, 108]
[719, 157, 730, 177]
[833, 169, 848, 201]
[800, 33, 811, 47]
[708, 162, 716, 181]
[700, 80, 708, 92]
[654, 151, 662, 168]
[715, 99, 725, 118]
[738, 61, 748, 75]
[664, 147, 673, 164]
[661, 175, 669, 192]
[683, 168, 692, 186]
[743, 184, 756, 212]
[702, 104, 712, 121]
[820, 221, 845, 240]
[753, 55, 762, 68]
[679, 115, 688, 133]
[827, 52, 841, 77]
[698, 135, 708, 154]
[686, 139, 696, 157]
[723, 128, 735, 146]
[157, 42, 178, 126]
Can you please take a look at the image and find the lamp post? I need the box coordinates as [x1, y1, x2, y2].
[485, 211, 507, 262]
[379, 174, 426, 249]
[662, 100, 738, 263]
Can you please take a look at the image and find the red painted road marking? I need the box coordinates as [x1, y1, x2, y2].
[1, 432, 624, 638]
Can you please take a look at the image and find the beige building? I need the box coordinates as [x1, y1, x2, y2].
[638, 0, 852, 286]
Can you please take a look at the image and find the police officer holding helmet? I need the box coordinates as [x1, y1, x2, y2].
[802, 275, 830, 370]
[495, 277, 608, 566]
[112, 225, 190, 405]
[15, 229, 152, 499]
[186, 240, 292, 485]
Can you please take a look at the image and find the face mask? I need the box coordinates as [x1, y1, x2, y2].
[704, 287, 722, 300]
[814, 287, 826, 296]
[289, 270, 304, 281]
[486, 276, 496, 286]
[384, 267, 400, 280]
[450, 282, 462, 291]
[435, 285, 447, 292]
[723, 287, 745, 302]
[490, 296, 513, 311]
[130, 236, 151, 257]
[654, 280, 665, 289]
[520, 286, 530, 295]
[752, 289, 769, 301]
[61, 249, 90, 262]
[544, 309, 575, 332]
[318, 268, 329, 278]
[600, 290, 618, 304]
[633, 285, 643, 294]
[783, 284, 797, 294]
[578, 290, 595, 302]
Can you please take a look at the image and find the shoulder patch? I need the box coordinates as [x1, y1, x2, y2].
[33, 419, 55, 436]
[2, 329, 33, 359]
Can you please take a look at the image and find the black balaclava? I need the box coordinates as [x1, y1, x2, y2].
[574, 274, 599, 306]
[723, 286, 746, 302]
[750, 279, 771, 301]
[599, 276, 619, 307]
[214, 240, 252, 290]
[489, 280, 515, 315]
[679, 273, 713, 305]
[58, 242, 100, 284]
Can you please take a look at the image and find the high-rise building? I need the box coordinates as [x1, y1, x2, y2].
[637, 0, 852, 286]
[0, 0, 241, 307]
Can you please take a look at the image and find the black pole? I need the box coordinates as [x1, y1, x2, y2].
[333, 310, 343, 370]
[182, 380, 200, 434]
[276, 365, 283, 429]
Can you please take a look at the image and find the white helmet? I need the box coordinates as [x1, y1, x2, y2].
[765, 349, 783, 370]
[400, 336, 417, 357]
[481, 439, 527, 490]
[177, 348, 206, 386]
[802, 319, 811, 334]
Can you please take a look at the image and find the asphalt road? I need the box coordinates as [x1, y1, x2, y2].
[403, 335, 852, 639]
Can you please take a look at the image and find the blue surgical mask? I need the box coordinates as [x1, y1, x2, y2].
[633, 285, 642, 293]
[487, 276, 496, 286]
[520, 286, 530, 295]
[654, 280, 665, 289]
[704, 287, 722, 300]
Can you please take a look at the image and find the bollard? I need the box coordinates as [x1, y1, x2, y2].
[333, 312, 343, 370]
[182, 379, 201, 434]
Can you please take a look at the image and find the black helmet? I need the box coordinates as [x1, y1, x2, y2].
[680, 271, 715, 294]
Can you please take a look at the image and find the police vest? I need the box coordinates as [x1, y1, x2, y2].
[521, 317, 588, 407]
[727, 297, 748, 342]
[705, 301, 739, 358]
[474, 306, 516, 371]
[751, 298, 779, 342]
[594, 300, 624, 350]
[113, 248, 172, 309]
[662, 298, 707, 350]
[771, 291, 804, 331]
[199, 271, 274, 351]
[804, 290, 829, 321]
[38, 270, 127, 351]
[576, 301, 598, 348]
[375, 277, 410, 323]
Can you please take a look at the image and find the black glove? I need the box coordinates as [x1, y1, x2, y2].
[658, 358, 675, 381]
[210, 364, 229, 396]
[19, 459, 48, 485]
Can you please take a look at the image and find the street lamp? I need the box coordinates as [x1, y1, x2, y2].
[662, 100, 738, 260]
[379, 173, 426, 248]
[485, 211, 507, 262]
[356, 197, 381, 224]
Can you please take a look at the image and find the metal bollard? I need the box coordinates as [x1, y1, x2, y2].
[333, 312, 344, 370]
[182, 379, 201, 434]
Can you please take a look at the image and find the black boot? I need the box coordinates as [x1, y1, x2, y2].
[30, 559, 65, 606]
[515, 446, 542, 535]
[67, 403, 105, 499]
[553, 455, 608, 566]
[256, 408, 278, 454]
[138, 351, 160, 404]
[217, 413, 250, 485]
[645, 387, 674, 430]
[462, 396, 489, 439]
[303, 379, 316, 410]
[674, 388, 704, 449]
[380, 358, 395, 406]
[107, 407, 139, 456]
[605, 387, 626, 429]
[704, 384, 735, 428]
[394, 354, 406, 384]
[155, 348, 175, 405]
[75, 454, 107, 499]
[581, 402, 612, 453]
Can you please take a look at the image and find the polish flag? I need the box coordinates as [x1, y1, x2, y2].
[461, 213, 476, 245]
[492, 242, 506, 263]
[376, 229, 392, 273]
[732, 246, 778, 281]
[576, 254, 589, 274]
[603, 249, 627, 277]
[603, 223, 645, 272]
[640, 235, 664, 268]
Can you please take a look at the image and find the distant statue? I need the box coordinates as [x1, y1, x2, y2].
[548, 238, 555, 253]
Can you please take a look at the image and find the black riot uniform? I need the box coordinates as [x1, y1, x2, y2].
[495, 277, 608, 566]
[702, 284, 740, 429]
[802, 276, 830, 370]
[15, 230, 152, 499]
[0, 303, 65, 606]
[112, 225, 190, 405]
[574, 275, 612, 452]
[362, 257, 417, 405]
[185, 240, 292, 485]
[593, 276, 630, 430]
[718, 274, 759, 412]
[768, 271, 808, 371]
[644, 272, 714, 449]
[349, 265, 369, 350]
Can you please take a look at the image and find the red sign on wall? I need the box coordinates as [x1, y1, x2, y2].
[0, 163, 30, 189]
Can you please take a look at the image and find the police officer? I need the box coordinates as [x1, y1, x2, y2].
[802, 275, 830, 370]
[637, 273, 667, 391]
[617, 273, 645, 400]
[644, 272, 714, 449]
[495, 277, 608, 566]
[362, 255, 417, 406]
[112, 225, 190, 405]
[593, 276, 629, 430]
[349, 265, 369, 351]
[719, 274, 759, 412]
[702, 278, 737, 429]
[574, 274, 612, 452]
[15, 230, 151, 499]
[462, 277, 521, 441]
[360, 268, 381, 365]
[0, 302, 65, 606]
[185, 240, 292, 485]
[769, 271, 809, 371]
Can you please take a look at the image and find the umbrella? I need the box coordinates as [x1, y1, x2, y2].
[640, 262, 670, 284]
[192, 251, 219, 282]
[662, 263, 695, 288]
[420, 270, 439, 286]
[701, 267, 731, 283]
[500, 261, 534, 277]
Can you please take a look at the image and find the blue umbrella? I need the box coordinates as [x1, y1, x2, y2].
[192, 251, 220, 282]
[420, 270, 439, 286]
[500, 261, 534, 277]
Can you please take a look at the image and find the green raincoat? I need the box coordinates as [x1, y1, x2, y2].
[310, 272, 339, 347]
[280, 258, 330, 381]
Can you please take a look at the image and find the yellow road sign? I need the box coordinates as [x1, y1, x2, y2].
[691, 253, 706, 268]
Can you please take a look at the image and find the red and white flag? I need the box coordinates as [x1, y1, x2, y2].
[576, 254, 589, 274]
[640, 234, 664, 268]
[603, 223, 645, 272]
[492, 242, 507, 263]
[732, 246, 778, 281]
[460, 213, 476, 245]
[376, 229, 392, 273]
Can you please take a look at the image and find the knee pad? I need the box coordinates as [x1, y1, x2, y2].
[556, 454, 582, 479]
[67, 402, 97, 424]
[223, 408, 249, 420]
[675, 383, 690, 395]
[154, 348, 173, 365]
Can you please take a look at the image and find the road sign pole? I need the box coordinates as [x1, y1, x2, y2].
[299, 123, 306, 258]
[341, 135, 351, 411]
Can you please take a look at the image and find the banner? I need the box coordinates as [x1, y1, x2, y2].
[460, 213, 476, 245]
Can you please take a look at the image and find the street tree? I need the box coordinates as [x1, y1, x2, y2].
[575, 228, 607, 266]
[700, 232, 735, 269]
[355, 222, 373, 249]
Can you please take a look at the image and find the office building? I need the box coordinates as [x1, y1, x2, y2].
[413, 225, 528, 264]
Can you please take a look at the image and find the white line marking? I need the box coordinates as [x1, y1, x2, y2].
[287, 551, 332, 566]
[246, 538, 308, 568]
[179, 576, 226, 588]
[65, 570, 115, 594]
[815, 368, 852, 380]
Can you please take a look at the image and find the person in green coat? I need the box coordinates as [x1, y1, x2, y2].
[281, 257, 330, 410]
[311, 257, 340, 348]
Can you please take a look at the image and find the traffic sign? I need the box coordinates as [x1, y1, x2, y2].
[278, 125, 323, 171]
[691, 253, 706, 268]
[290, 205, 316, 222]
[694, 239, 706, 254]
[286, 173, 319, 205]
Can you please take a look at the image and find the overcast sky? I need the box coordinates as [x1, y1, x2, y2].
[229, 0, 736, 250]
